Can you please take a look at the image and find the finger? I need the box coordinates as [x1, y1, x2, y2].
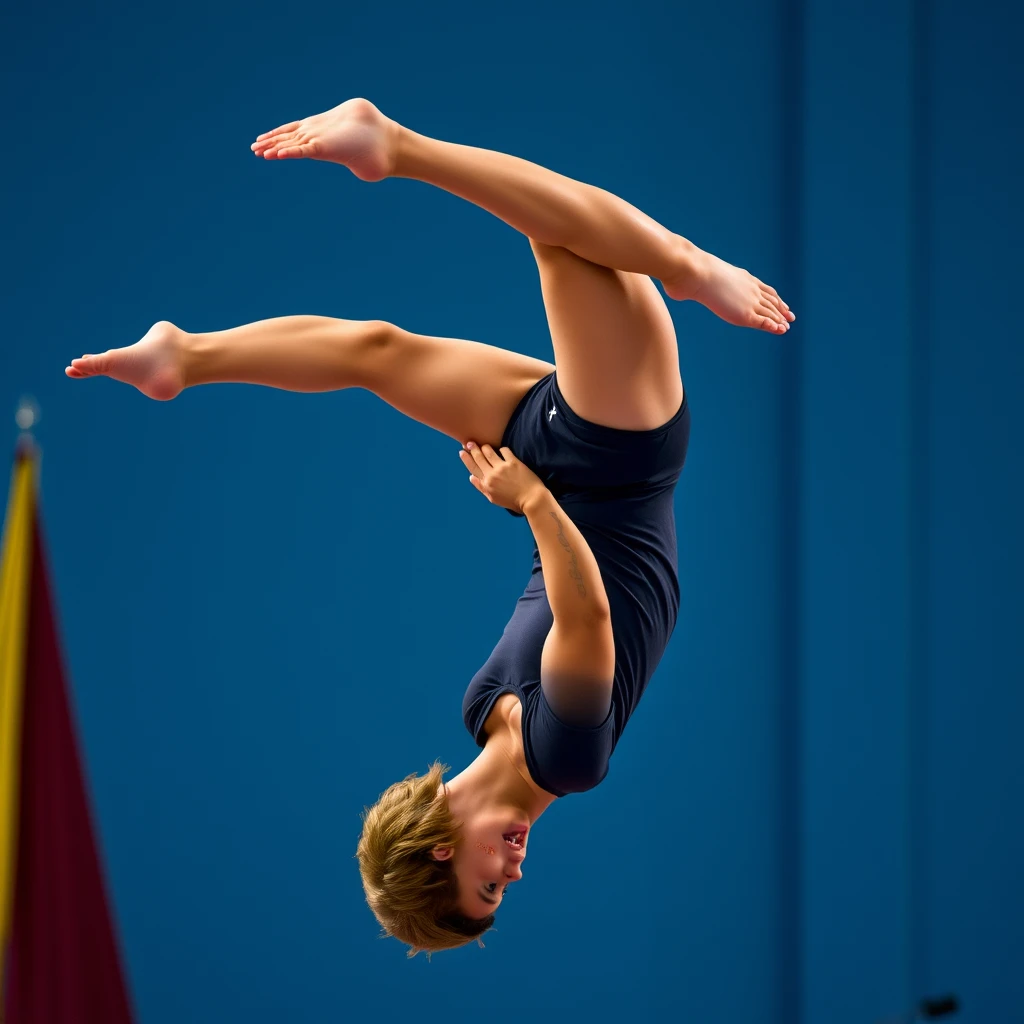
[468, 474, 490, 500]
[480, 444, 504, 468]
[65, 367, 85, 378]
[464, 442, 491, 474]
[499, 447, 518, 464]
[255, 121, 301, 143]
[459, 449, 484, 478]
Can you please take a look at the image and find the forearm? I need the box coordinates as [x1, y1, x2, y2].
[182, 316, 391, 391]
[522, 488, 610, 623]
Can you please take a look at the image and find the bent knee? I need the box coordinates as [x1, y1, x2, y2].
[350, 320, 403, 383]
[529, 237, 603, 271]
[529, 238, 562, 257]
[363, 319, 400, 353]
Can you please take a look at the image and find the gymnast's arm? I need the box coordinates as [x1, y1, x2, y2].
[520, 489, 615, 722]
[459, 442, 615, 718]
[520, 488, 610, 630]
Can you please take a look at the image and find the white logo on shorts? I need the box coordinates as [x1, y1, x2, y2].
[547, 406, 557, 422]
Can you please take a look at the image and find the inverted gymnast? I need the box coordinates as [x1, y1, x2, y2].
[65, 98, 793, 956]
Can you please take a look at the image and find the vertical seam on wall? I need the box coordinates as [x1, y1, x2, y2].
[909, 0, 931, 1004]
[779, 0, 805, 1016]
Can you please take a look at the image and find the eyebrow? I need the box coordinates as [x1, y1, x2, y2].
[479, 888, 499, 907]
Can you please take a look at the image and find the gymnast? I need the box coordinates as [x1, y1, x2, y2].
[65, 98, 793, 956]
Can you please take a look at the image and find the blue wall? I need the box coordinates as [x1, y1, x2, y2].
[1, 1, 1019, 1022]
[918, 0, 1024, 1014]
[798, 1, 1024, 1021]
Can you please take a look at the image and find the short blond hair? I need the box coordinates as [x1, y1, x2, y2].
[356, 761, 495, 957]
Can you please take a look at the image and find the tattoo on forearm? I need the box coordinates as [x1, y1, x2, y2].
[549, 511, 587, 597]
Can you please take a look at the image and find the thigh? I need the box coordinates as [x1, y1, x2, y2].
[362, 326, 554, 447]
[530, 240, 684, 430]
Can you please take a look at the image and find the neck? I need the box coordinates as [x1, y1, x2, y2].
[444, 727, 556, 823]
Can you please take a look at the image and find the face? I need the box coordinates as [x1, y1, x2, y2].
[433, 810, 530, 917]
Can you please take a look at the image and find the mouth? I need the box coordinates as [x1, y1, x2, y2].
[502, 828, 528, 852]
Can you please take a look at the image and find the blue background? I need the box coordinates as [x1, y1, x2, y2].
[2, 0, 1021, 1022]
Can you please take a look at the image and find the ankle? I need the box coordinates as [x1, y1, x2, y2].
[662, 236, 710, 301]
[174, 326, 202, 390]
[390, 125, 431, 180]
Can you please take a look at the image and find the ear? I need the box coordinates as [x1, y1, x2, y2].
[429, 845, 455, 862]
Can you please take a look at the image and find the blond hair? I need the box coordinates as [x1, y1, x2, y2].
[356, 761, 495, 958]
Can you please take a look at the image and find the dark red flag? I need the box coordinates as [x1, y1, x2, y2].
[3, 511, 134, 1023]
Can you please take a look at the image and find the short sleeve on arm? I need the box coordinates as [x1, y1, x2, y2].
[522, 687, 616, 797]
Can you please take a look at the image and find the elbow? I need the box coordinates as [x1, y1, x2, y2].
[584, 595, 612, 625]
[553, 594, 610, 631]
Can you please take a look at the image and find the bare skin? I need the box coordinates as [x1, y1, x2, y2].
[67, 98, 793, 432]
[431, 695, 555, 918]
[248, 99, 793, 328]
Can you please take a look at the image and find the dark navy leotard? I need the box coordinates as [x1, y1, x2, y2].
[461, 372, 690, 797]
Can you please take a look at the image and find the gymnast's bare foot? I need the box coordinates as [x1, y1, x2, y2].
[665, 250, 795, 335]
[65, 321, 187, 401]
[250, 97, 398, 181]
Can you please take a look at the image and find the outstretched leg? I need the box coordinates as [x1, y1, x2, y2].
[251, 99, 794, 331]
[251, 99, 793, 430]
[66, 318, 553, 447]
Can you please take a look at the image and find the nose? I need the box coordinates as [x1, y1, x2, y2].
[504, 861, 523, 882]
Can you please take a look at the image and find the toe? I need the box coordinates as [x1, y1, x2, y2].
[255, 121, 301, 143]
[765, 292, 791, 322]
[764, 285, 795, 321]
[277, 142, 318, 160]
[74, 353, 109, 374]
[260, 132, 304, 159]
[253, 136, 290, 153]
[774, 296, 796, 322]
[773, 297, 793, 323]
[253, 127, 304, 158]
[757, 309, 787, 334]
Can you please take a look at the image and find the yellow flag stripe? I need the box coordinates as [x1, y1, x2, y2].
[0, 455, 36, 973]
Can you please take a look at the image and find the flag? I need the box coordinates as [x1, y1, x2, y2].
[0, 441, 134, 1023]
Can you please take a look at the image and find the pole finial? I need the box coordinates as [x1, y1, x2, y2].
[16, 396, 40, 432]
[14, 396, 40, 461]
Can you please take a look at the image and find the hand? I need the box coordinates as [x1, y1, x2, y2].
[459, 442, 547, 514]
